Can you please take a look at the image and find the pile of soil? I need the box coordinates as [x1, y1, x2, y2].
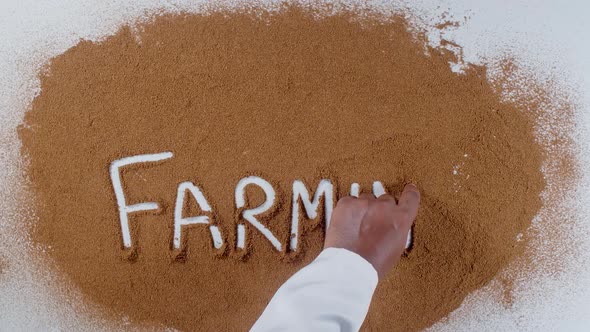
[19, 5, 546, 331]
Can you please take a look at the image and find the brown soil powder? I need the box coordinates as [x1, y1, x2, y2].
[19, 6, 546, 331]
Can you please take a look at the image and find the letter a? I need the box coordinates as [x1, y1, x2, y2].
[173, 181, 223, 250]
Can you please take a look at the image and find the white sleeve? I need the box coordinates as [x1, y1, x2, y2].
[250, 247, 379, 332]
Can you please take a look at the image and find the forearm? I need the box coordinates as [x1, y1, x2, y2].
[251, 247, 378, 332]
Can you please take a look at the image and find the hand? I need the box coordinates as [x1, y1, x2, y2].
[324, 184, 421, 279]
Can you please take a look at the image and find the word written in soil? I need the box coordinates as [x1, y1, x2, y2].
[110, 152, 412, 253]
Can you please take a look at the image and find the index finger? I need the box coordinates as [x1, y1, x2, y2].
[398, 184, 421, 220]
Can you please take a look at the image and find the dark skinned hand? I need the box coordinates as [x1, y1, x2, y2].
[324, 184, 421, 279]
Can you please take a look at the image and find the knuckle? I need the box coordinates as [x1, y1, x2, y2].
[357, 198, 370, 208]
[376, 199, 394, 209]
[337, 196, 355, 205]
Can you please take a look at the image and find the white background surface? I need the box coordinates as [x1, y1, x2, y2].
[0, 0, 589, 330]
